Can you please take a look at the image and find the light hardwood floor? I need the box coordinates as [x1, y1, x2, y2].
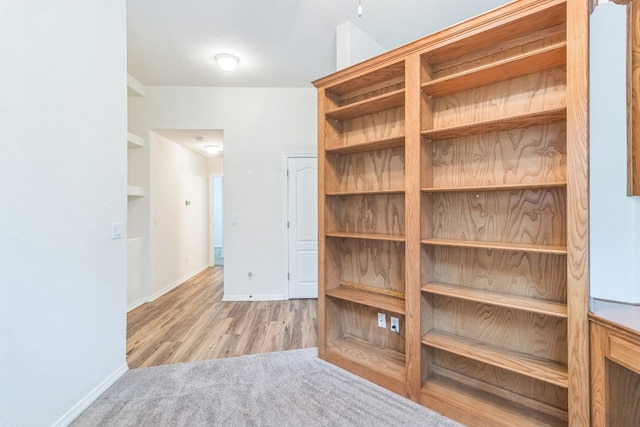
[127, 267, 318, 368]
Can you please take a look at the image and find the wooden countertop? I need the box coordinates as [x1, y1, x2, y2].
[589, 298, 640, 335]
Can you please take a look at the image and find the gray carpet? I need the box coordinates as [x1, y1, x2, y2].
[72, 348, 461, 427]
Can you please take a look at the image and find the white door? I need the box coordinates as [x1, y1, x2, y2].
[287, 156, 318, 299]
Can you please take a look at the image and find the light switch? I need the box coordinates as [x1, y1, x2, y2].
[111, 223, 123, 240]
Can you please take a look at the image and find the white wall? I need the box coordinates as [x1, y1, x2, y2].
[336, 21, 385, 70]
[129, 87, 317, 300]
[0, 1, 128, 426]
[590, 3, 640, 303]
[148, 132, 211, 299]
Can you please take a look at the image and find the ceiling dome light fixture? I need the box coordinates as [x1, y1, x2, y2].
[215, 53, 239, 71]
[203, 144, 223, 155]
[357, 0, 363, 17]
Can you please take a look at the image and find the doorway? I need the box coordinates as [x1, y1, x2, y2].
[285, 155, 318, 299]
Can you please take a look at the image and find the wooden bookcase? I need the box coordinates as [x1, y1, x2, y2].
[314, 0, 590, 425]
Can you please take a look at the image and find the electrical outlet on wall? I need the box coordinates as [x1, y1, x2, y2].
[390, 316, 400, 333]
[377, 313, 386, 328]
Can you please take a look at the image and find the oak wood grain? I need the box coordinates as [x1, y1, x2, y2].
[420, 374, 567, 427]
[325, 146, 405, 193]
[326, 193, 405, 236]
[325, 238, 405, 295]
[630, 0, 640, 195]
[326, 287, 405, 314]
[425, 188, 567, 247]
[422, 43, 566, 97]
[432, 68, 567, 131]
[325, 135, 404, 155]
[422, 245, 567, 302]
[334, 106, 405, 148]
[430, 354, 568, 417]
[326, 90, 405, 121]
[421, 108, 566, 140]
[324, 335, 406, 396]
[428, 295, 568, 363]
[431, 24, 566, 77]
[590, 320, 640, 426]
[327, 298, 404, 354]
[565, 0, 591, 422]
[426, 122, 567, 189]
[422, 330, 568, 387]
[422, 282, 567, 318]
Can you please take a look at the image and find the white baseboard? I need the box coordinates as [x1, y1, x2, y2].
[147, 265, 209, 303]
[222, 294, 284, 301]
[52, 363, 128, 427]
[127, 297, 146, 312]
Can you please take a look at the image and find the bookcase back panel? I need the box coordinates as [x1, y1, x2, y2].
[421, 246, 567, 303]
[427, 348, 569, 413]
[420, 2, 566, 66]
[426, 123, 567, 188]
[430, 69, 566, 130]
[423, 188, 566, 246]
[425, 295, 568, 363]
[327, 107, 405, 149]
[325, 238, 405, 294]
[326, 62, 405, 98]
[326, 147, 405, 193]
[430, 26, 566, 79]
[326, 194, 405, 236]
[328, 298, 405, 353]
[336, 80, 405, 107]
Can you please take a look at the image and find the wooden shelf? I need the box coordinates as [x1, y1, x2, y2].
[127, 185, 145, 198]
[422, 43, 567, 97]
[421, 182, 566, 193]
[421, 238, 567, 255]
[326, 89, 404, 121]
[326, 189, 405, 196]
[421, 108, 566, 141]
[422, 282, 567, 318]
[327, 231, 405, 242]
[325, 135, 405, 155]
[327, 287, 405, 315]
[325, 62, 405, 96]
[127, 132, 144, 148]
[422, 330, 568, 388]
[326, 335, 405, 385]
[420, 374, 567, 427]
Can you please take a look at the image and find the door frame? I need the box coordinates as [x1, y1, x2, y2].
[283, 152, 317, 300]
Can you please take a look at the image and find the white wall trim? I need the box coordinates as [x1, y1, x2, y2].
[282, 153, 317, 301]
[222, 294, 285, 302]
[127, 297, 147, 312]
[51, 363, 128, 427]
[148, 264, 209, 303]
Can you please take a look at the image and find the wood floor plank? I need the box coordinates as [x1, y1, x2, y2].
[127, 267, 318, 368]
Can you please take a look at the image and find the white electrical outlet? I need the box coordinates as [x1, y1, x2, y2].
[390, 316, 400, 333]
[377, 313, 386, 328]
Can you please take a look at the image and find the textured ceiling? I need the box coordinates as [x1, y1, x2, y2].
[126, 0, 510, 88]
